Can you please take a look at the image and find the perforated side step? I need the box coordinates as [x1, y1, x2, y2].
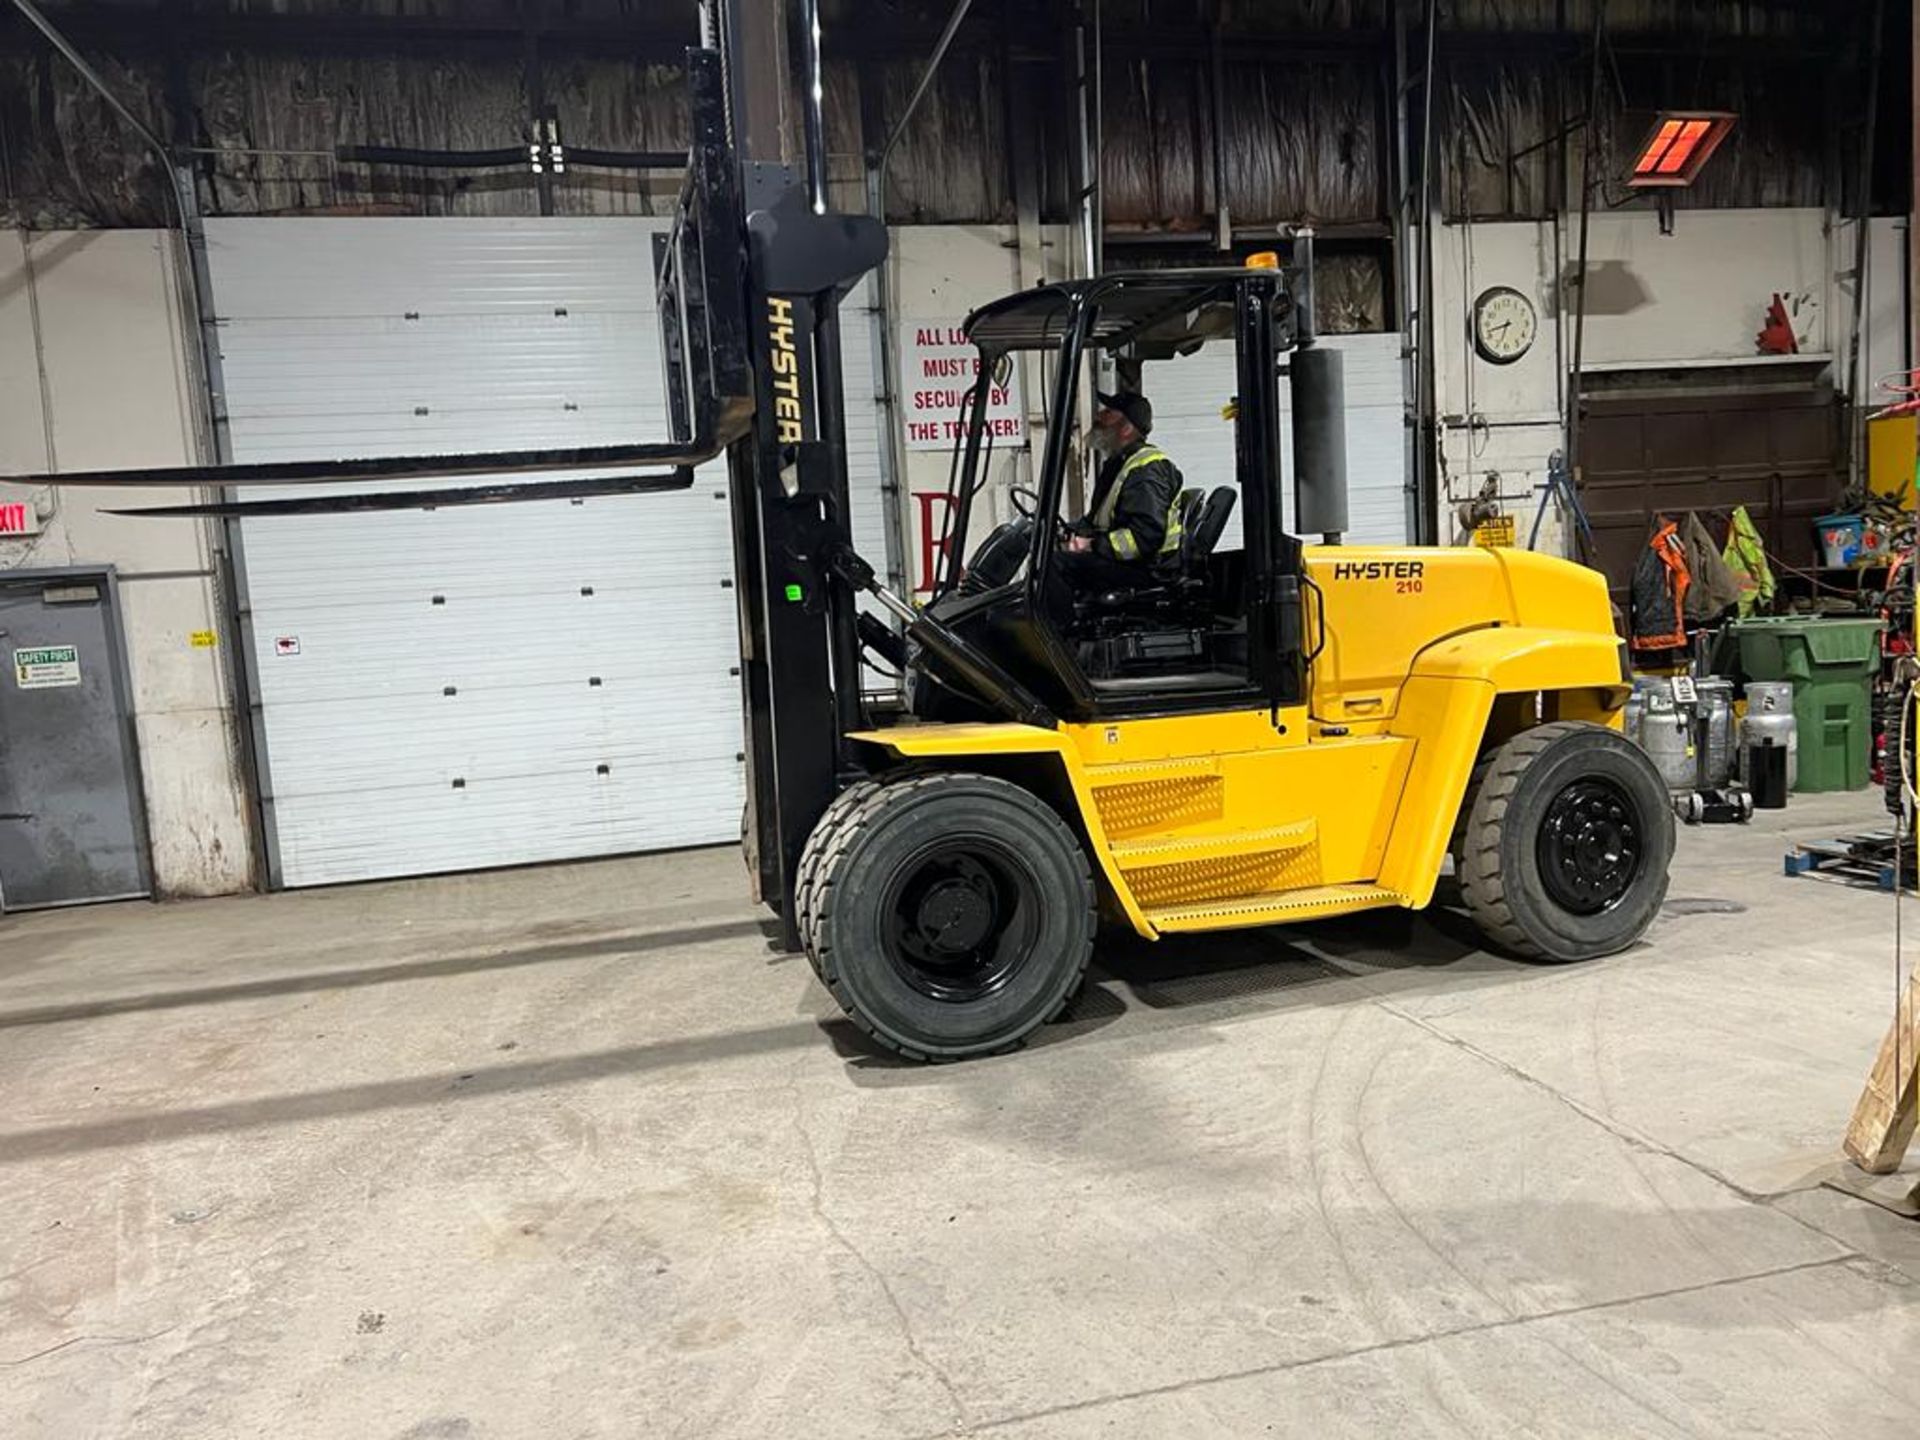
[1108, 819, 1316, 867]
[1146, 883, 1407, 933]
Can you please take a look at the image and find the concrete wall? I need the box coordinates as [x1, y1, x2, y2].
[1433, 207, 1905, 555]
[0, 229, 254, 897]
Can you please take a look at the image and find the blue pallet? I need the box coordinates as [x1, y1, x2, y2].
[1783, 834, 1903, 892]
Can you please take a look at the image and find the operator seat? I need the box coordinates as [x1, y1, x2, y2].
[1075, 485, 1238, 630]
[1071, 482, 1244, 680]
[1181, 486, 1237, 584]
[1149, 484, 1237, 608]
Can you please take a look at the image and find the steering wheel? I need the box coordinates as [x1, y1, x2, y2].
[1008, 484, 1071, 546]
[959, 517, 1034, 594]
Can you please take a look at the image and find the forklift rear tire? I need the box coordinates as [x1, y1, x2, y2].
[1458, 721, 1673, 964]
[798, 773, 1094, 1060]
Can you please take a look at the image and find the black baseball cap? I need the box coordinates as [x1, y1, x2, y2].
[1096, 390, 1153, 436]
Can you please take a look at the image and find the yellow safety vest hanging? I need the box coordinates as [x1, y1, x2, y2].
[1093, 446, 1184, 560]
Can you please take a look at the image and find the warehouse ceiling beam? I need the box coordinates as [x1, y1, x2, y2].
[0, 3, 701, 60]
[0, 5, 1848, 67]
[331, 144, 683, 172]
[850, 21, 1837, 64]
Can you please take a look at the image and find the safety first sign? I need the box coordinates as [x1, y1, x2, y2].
[14, 645, 80, 689]
[901, 323, 1025, 452]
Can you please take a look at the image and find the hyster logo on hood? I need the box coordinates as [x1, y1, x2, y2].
[1330, 560, 1425, 581]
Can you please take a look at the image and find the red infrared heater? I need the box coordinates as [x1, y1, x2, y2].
[1626, 111, 1738, 188]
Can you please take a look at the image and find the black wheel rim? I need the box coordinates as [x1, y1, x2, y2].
[881, 836, 1041, 1003]
[1536, 776, 1644, 916]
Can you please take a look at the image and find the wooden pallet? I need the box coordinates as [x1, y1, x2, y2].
[1783, 832, 1914, 892]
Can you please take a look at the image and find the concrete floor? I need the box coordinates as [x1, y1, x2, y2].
[4, 793, 1920, 1438]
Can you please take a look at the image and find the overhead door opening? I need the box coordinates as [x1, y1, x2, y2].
[210, 216, 885, 887]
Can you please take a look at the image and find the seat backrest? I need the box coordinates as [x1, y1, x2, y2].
[1183, 486, 1237, 573]
[1171, 487, 1203, 542]
[1152, 488, 1203, 577]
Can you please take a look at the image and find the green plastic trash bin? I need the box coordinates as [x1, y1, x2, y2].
[1721, 617, 1884, 792]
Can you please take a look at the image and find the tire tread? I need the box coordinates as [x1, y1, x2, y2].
[1458, 721, 1598, 960]
[798, 772, 1094, 1061]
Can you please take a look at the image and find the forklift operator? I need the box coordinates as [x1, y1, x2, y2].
[1059, 391, 1183, 591]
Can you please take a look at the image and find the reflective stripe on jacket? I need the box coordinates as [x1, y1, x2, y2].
[1090, 443, 1184, 563]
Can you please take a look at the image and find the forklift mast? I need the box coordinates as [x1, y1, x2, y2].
[699, 3, 891, 937]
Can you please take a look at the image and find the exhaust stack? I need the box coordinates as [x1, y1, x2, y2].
[1287, 228, 1349, 545]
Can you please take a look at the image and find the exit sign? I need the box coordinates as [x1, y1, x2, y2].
[0, 500, 38, 536]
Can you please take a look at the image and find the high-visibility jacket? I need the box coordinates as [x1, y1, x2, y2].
[1722, 505, 1775, 617]
[1087, 441, 1184, 564]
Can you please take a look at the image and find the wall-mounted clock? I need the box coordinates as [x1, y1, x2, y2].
[1472, 285, 1537, 365]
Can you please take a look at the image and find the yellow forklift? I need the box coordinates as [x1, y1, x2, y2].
[26, 3, 1670, 1061]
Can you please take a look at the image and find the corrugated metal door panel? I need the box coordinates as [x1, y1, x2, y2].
[270, 765, 742, 885]
[207, 217, 656, 317]
[211, 217, 887, 887]
[1143, 332, 1408, 549]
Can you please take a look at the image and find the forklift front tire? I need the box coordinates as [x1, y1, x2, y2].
[1458, 721, 1673, 964]
[799, 773, 1095, 1060]
[794, 779, 884, 978]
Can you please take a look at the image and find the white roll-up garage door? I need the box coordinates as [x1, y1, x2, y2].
[210, 217, 885, 887]
[1143, 332, 1409, 547]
